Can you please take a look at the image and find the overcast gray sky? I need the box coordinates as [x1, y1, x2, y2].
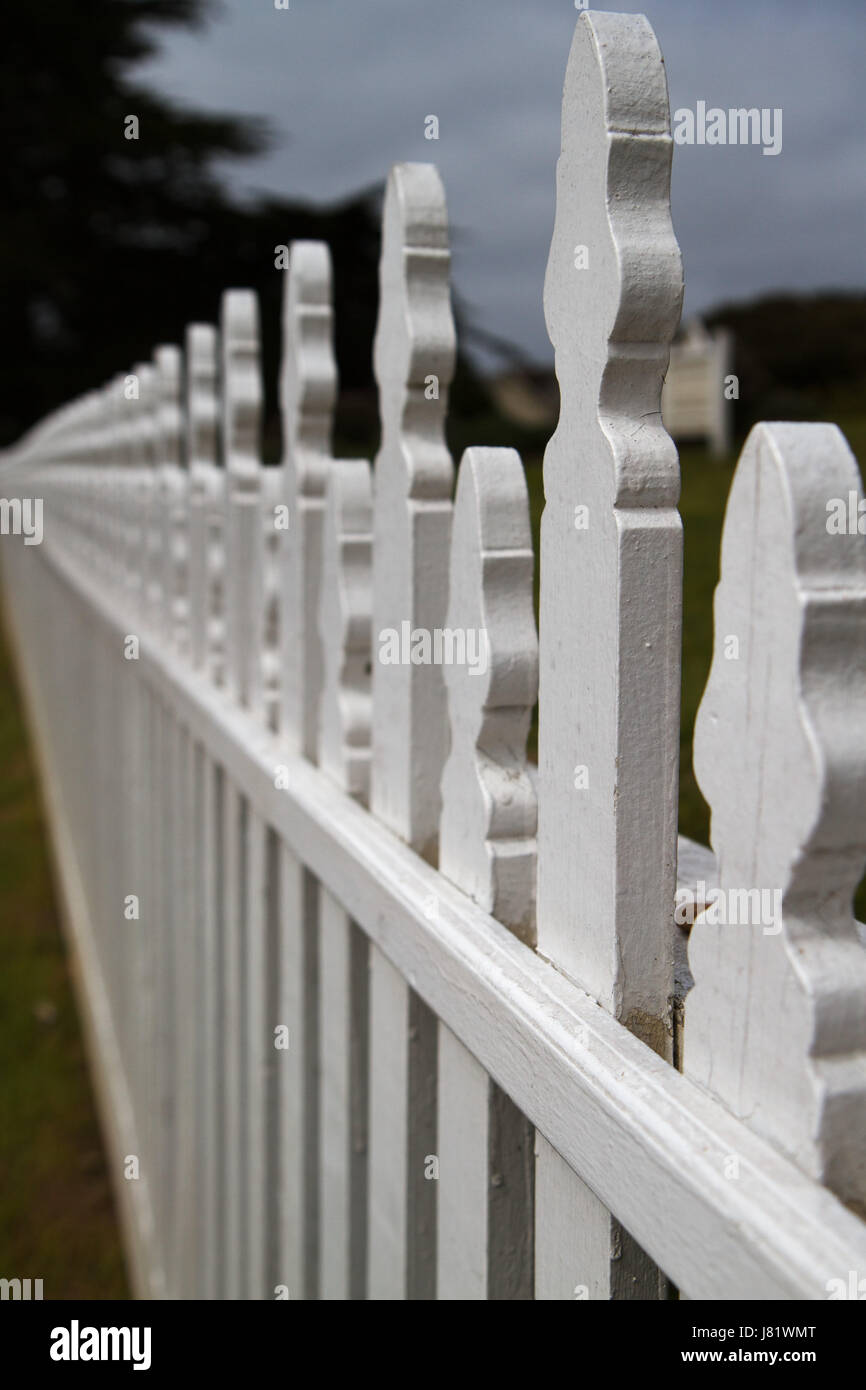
[142, 0, 865, 367]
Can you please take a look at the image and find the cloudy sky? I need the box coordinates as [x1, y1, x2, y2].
[143, 0, 865, 368]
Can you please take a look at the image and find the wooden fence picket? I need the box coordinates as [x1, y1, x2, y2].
[686, 422, 866, 1213]
[135, 362, 163, 634]
[535, 10, 683, 1299]
[317, 457, 374, 1297]
[182, 321, 225, 1298]
[244, 801, 270, 1298]
[186, 324, 221, 675]
[154, 345, 187, 652]
[368, 162, 456, 1299]
[438, 446, 538, 1299]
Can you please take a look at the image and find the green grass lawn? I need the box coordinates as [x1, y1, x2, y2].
[0, 602, 129, 1299]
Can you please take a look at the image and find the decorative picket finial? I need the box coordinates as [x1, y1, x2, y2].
[110, 372, 128, 469]
[185, 324, 221, 674]
[371, 162, 456, 861]
[533, 9, 684, 1302]
[115, 368, 141, 607]
[220, 289, 263, 707]
[435, 460, 538, 1304]
[186, 325, 219, 474]
[537, 10, 683, 1034]
[317, 459, 374, 802]
[154, 345, 183, 469]
[280, 241, 338, 756]
[281, 240, 337, 496]
[134, 360, 162, 627]
[439, 447, 538, 945]
[686, 422, 866, 1214]
[154, 345, 187, 647]
[221, 291, 262, 482]
[107, 374, 128, 582]
[98, 375, 116, 471]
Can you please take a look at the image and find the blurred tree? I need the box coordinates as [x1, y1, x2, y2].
[706, 292, 866, 433]
[0, 0, 384, 446]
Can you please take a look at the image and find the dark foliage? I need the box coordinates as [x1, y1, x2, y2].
[706, 292, 866, 431]
[0, 0, 386, 447]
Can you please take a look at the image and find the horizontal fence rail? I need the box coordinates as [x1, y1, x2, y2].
[1, 9, 865, 1300]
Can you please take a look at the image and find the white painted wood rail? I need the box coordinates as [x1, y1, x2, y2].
[1, 8, 864, 1302]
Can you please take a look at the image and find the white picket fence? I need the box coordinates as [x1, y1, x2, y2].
[2, 10, 866, 1301]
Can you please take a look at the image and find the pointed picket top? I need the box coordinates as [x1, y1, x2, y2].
[153, 344, 187, 647]
[186, 324, 219, 475]
[116, 371, 142, 605]
[185, 324, 221, 674]
[281, 240, 337, 498]
[154, 345, 183, 469]
[318, 459, 374, 803]
[134, 360, 162, 627]
[373, 163, 455, 494]
[65, 389, 91, 466]
[537, 10, 683, 1041]
[131, 362, 156, 471]
[221, 290, 262, 482]
[371, 162, 456, 860]
[279, 241, 338, 754]
[96, 376, 115, 471]
[439, 448, 538, 944]
[220, 289, 264, 705]
[109, 372, 129, 471]
[686, 422, 866, 1212]
[544, 12, 683, 432]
